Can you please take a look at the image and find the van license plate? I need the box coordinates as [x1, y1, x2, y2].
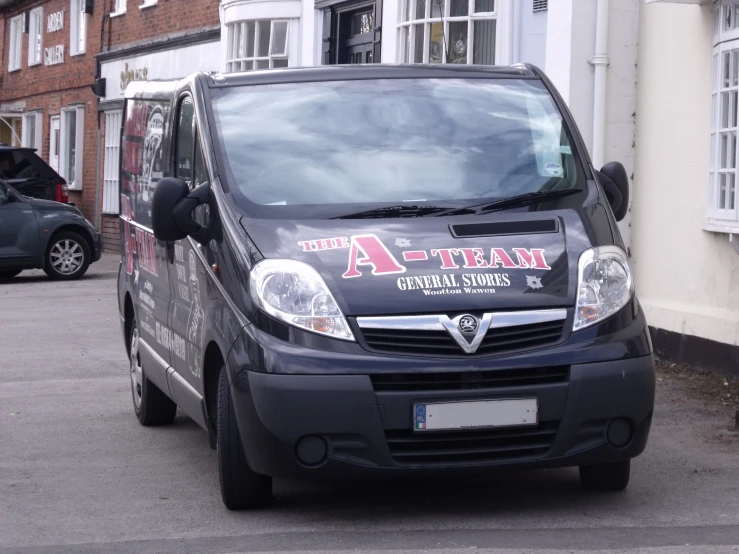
[413, 398, 538, 432]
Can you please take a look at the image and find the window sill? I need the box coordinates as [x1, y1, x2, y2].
[70, 50, 87, 57]
[139, 2, 158, 9]
[110, 11, 126, 17]
[28, 60, 42, 67]
[702, 221, 739, 234]
[7, 66, 21, 72]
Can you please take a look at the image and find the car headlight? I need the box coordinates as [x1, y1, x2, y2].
[573, 245, 634, 331]
[250, 259, 355, 341]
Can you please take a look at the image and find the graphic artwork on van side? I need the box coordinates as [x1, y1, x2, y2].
[186, 251, 205, 379]
[141, 107, 164, 205]
[297, 234, 551, 295]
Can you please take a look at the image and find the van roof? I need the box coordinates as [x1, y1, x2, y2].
[207, 63, 540, 88]
[123, 63, 541, 97]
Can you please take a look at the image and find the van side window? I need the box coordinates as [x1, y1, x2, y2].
[175, 96, 195, 186]
[192, 133, 210, 227]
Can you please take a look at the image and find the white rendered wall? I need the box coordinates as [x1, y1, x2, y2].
[632, 2, 739, 350]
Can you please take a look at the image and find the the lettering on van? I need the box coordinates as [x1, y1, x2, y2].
[397, 273, 511, 295]
[134, 228, 158, 277]
[137, 281, 156, 312]
[296, 234, 551, 278]
[155, 322, 186, 362]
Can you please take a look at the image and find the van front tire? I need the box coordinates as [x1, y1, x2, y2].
[217, 367, 272, 510]
[129, 318, 177, 426]
[579, 459, 630, 492]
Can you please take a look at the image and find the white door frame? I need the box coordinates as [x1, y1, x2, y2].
[49, 115, 60, 173]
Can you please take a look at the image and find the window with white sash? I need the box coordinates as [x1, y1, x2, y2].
[70, 0, 88, 56]
[21, 112, 42, 150]
[103, 111, 122, 214]
[112, 0, 127, 15]
[8, 15, 23, 71]
[60, 106, 85, 190]
[709, 0, 739, 230]
[397, 0, 498, 64]
[28, 8, 43, 66]
[226, 20, 290, 72]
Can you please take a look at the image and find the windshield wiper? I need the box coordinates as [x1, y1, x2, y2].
[433, 188, 584, 217]
[332, 205, 451, 219]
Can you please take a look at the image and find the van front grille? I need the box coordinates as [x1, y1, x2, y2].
[360, 319, 566, 357]
[386, 421, 559, 465]
[370, 366, 569, 392]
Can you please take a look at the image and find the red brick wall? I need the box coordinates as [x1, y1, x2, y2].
[106, 0, 220, 49]
[101, 214, 120, 252]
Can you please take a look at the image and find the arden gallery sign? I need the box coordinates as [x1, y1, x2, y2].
[45, 11, 64, 66]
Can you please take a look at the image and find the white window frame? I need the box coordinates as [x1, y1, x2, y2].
[111, 0, 127, 16]
[28, 8, 43, 66]
[70, 0, 88, 56]
[396, 0, 500, 64]
[139, 0, 158, 9]
[103, 110, 122, 214]
[60, 106, 85, 190]
[8, 14, 23, 71]
[21, 112, 43, 150]
[226, 20, 291, 72]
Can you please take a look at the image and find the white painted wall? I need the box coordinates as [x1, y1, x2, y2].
[516, 0, 547, 68]
[632, 1, 739, 351]
[544, 0, 638, 249]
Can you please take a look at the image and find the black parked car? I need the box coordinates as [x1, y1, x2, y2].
[0, 180, 101, 280]
[0, 146, 69, 203]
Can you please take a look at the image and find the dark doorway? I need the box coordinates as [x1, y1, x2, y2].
[321, 0, 382, 65]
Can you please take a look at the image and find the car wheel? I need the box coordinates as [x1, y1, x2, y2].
[44, 232, 91, 280]
[217, 367, 272, 510]
[579, 459, 630, 492]
[129, 318, 177, 426]
[0, 270, 22, 279]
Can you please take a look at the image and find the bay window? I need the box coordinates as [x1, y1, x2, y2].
[397, 0, 497, 64]
[226, 20, 290, 72]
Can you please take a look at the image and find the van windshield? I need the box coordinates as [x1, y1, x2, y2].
[210, 78, 585, 219]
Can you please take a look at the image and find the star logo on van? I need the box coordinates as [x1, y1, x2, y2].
[395, 238, 411, 247]
[526, 275, 543, 290]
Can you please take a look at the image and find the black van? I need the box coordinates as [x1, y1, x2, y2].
[117, 65, 655, 510]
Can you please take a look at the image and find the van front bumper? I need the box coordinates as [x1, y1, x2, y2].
[229, 354, 655, 479]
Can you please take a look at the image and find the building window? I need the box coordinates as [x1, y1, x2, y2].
[21, 113, 42, 149]
[226, 20, 290, 72]
[103, 111, 122, 214]
[70, 0, 88, 56]
[397, 0, 496, 64]
[8, 15, 23, 71]
[532, 0, 547, 12]
[112, 0, 127, 15]
[140, 0, 158, 9]
[28, 8, 43, 66]
[60, 107, 84, 190]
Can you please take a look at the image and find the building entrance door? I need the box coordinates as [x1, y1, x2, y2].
[321, 0, 381, 65]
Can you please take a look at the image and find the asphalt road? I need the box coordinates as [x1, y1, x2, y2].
[1, 255, 738, 554]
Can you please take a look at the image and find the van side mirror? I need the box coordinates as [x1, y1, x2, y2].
[151, 177, 210, 241]
[598, 161, 629, 222]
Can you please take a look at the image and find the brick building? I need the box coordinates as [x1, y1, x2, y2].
[1, 0, 220, 251]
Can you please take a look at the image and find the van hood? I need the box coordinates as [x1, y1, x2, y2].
[241, 211, 605, 316]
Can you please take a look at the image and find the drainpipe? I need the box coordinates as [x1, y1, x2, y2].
[507, 0, 516, 64]
[590, 0, 609, 169]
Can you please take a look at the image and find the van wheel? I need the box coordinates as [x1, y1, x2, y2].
[129, 318, 177, 426]
[0, 270, 21, 279]
[44, 232, 90, 280]
[217, 367, 272, 510]
[579, 459, 630, 492]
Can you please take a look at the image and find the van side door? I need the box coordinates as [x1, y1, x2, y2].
[166, 94, 208, 428]
[119, 98, 175, 397]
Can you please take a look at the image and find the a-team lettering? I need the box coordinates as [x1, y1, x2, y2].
[155, 322, 186, 361]
[297, 233, 552, 277]
[134, 228, 158, 276]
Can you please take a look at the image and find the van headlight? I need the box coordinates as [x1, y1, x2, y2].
[250, 259, 355, 341]
[573, 245, 634, 331]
